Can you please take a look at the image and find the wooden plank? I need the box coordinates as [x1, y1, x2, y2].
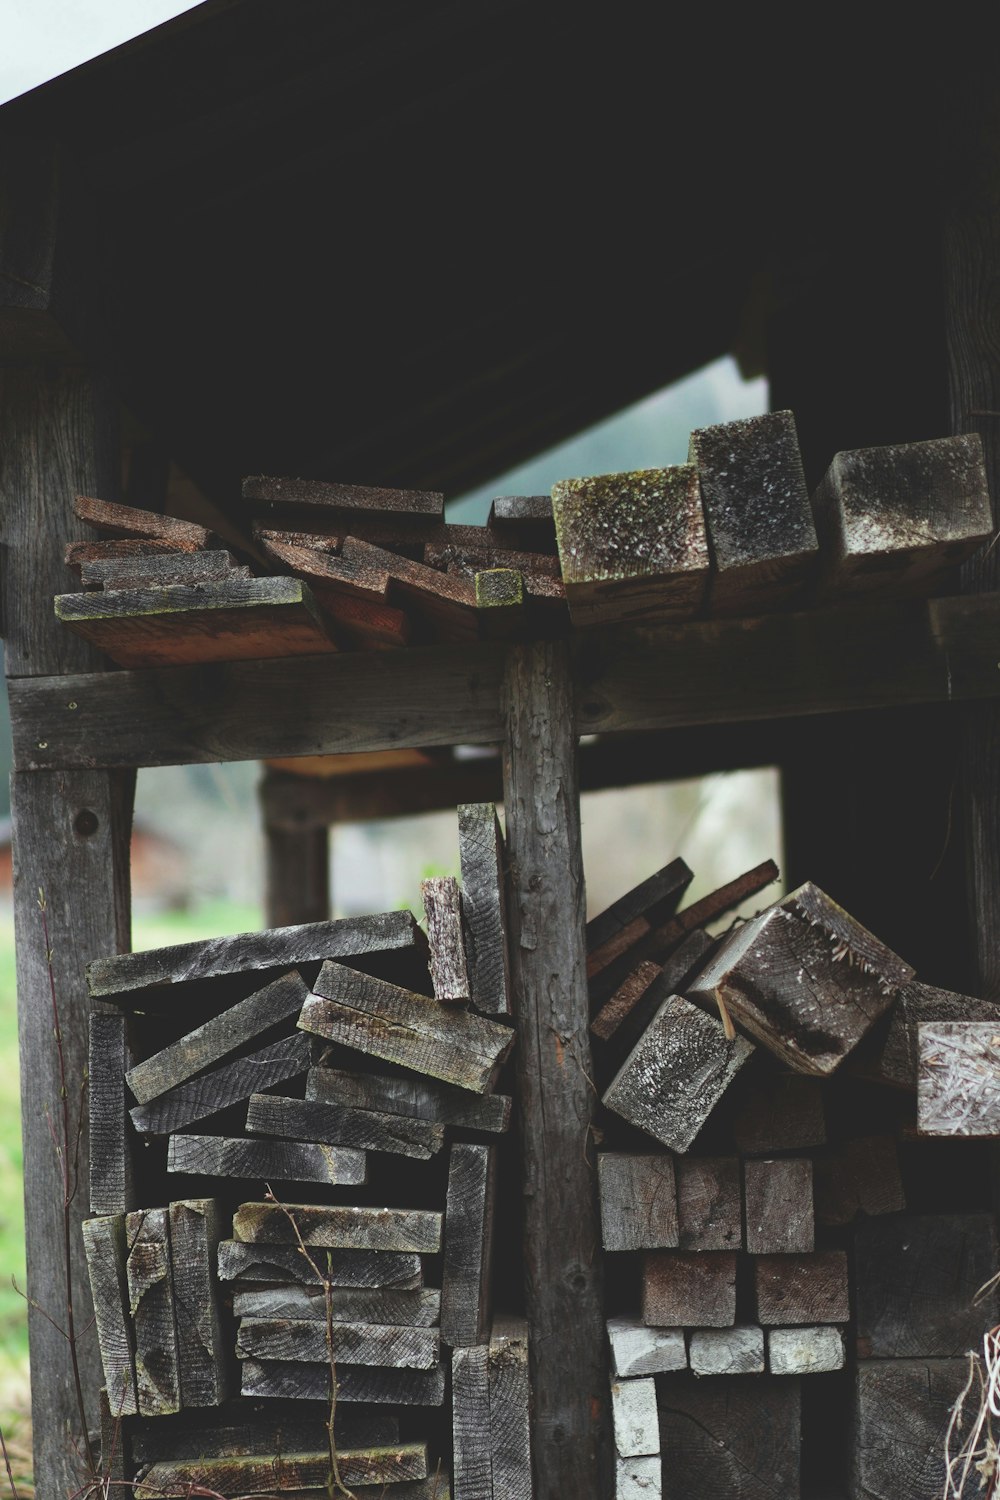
[874, 980, 1000, 1090]
[603, 995, 754, 1152]
[552, 465, 709, 626]
[611, 1377, 659, 1457]
[126, 970, 310, 1104]
[606, 1318, 687, 1378]
[918, 1020, 1000, 1133]
[422, 876, 471, 1003]
[457, 801, 511, 1018]
[441, 1142, 496, 1348]
[687, 883, 912, 1075]
[854, 1213, 998, 1357]
[55, 576, 338, 668]
[487, 1316, 531, 1499]
[241, 1359, 446, 1405]
[168, 1199, 228, 1409]
[243, 474, 444, 521]
[853, 1359, 966, 1500]
[245, 1092, 444, 1160]
[657, 1374, 801, 1499]
[127, 1403, 399, 1463]
[74, 493, 214, 548]
[217, 1241, 423, 1290]
[452, 1345, 492, 1500]
[743, 1159, 814, 1254]
[689, 409, 818, 616]
[66, 537, 199, 568]
[130, 1032, 312, 1135]
[732, 1072, 826, 1154]
[617, 1456, 662, 1500]
[15, 595, 1000, 774]
[752, 1252, 849, 1327]
[767, 1327, 844, 1375]
[88, 910, 423, 998]
[125, 1207, 181, 1416]
[88, 1008, 135, 1214]
[136, 1443, 429, 1496]
[592, 960, 663, 1045]
[82, 1216, 138, 1418]
[235, 1318, 440, 1369]
[586, 857, 693, 969]
[602, 932, 716, 1065]
[642, 1252, 737, 1328]
[305, 1066, 512, 1134]
[598, 1152, 679, 1252]
[254, 533, 413, 650]
[232, 1201, 443, 1254]
[168, 1130, 369, 1184]
[341, 536, 480, 640]
[425, 535, 560, 579]
[675, 1156, 741, 1252]
[502, 638, 611, 1497]
[232, 1285, 440, 1326]
[79, 549, 247, 590]
[813, 1136, 904, 1225]
[301, 963, 514, 1094]
[811, 433, 992, 598]
[689, 1327, 765, 1377]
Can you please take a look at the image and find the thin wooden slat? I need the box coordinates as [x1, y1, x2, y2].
[66, 537, 200, 568]
[79, 550, 247, 590]
[216, 1241, 423, 1290]
[235, 1318, 440, 1369]
[243, 474, 444, 520]
[232, 1202, 443, 1254]
[440, 1142, 496, 1348]
[457, 802, 511, 1018]
[254, 533, 413, 650]
[167, 1131, 368, 1184]
[130, 1032, 312, 1135]
[231, 1285, 440, 1326]
[488, 1317, 532, 1499]
[342, 536, 480, 640]
[585, 857, 693, 960]
[127, 1403, 399, 1463]
[135, 1443, 429, 1496]
[83, 1216, 138, 1418]
[73, 494, 214, 548]
[88, 1009, 135, 1214]
[169, 1199, 228, 1408]
[245, 1092, 444, 1160]
[240, 1359, 446, 1405]
[305, 1066, 512, 1134]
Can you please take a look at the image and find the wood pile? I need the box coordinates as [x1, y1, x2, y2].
[54, 419, 993, 667]
[83, 802, 523, 1497]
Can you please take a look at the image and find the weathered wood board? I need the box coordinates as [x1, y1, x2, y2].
[441, 1143, 496, 1348]
[917, 1020, 1000, 1134]
[767, 1326, 844, 1375]
[301, 962, 514, 1093]
[611, 1376, 659, 1457]
[852, 1358, 967, 1499]
[235, 1317, 441, 1369]
[135, 1442, 429, 1496]
[168, 1198, 228, 1408]
[240, 1358, 447, 1405]
[125, 1207, 181, 1416]
[83, 1215, 138, 1418]
[689, 1326, 765, 1377]
[874, 980, 1000, 1090]
[254, 533, 413, 650]
[74, 494, 214, 548]
[813, 1136, 905, 1225]
[675, 1156, 741, 1251]
[642, 1252, 737, 1328]
[457, 802, 511, 1017]
[127, 1403, 399, 1463]
[66, 537, 199, 569]
[602, 932, 717, 1065]
[732, 1072, 826, 1154]
[168, 1130, 368, 1184]
[586, 857, 693, 970]
[753, 1252, 850, 1327]
[131, 1032, 312, 1135]
[452, 1344, 492, 1500]
[216, 1240, 424, 1290]
[603, 994, 753, 1151]
[89, 1008, 135, 1214]
[616, 1455, 662, 1500]
[232, 1201, 443, 1254]
[305, 1066, 511, 1133]
[245, 1092, 444, 1160]
[243, 474, 445, 521]
[79, 549, 247, 591]
[743, 1159, 814, 1254]
[657, 1373, 801, 1499]
[854, 1214, 998, 1357]
[607, 1318, 687, 1378]
[422, 876, 471, 1002]
[231, 1285, 441, 1326]
[340, 537, 479, 640]
[598, 1152, 679, 1252]
[488, 1316, 532, 1499]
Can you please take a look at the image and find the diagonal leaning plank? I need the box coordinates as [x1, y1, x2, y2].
[246, 1092, 445, 1160]
[130, 1031, 312, 1134]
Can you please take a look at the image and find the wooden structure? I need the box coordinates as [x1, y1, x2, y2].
[2, 10, 1000, 1498]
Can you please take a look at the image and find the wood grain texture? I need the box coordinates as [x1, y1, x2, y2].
[79, 549, 245, 590]
[216, 1240, 423, 1289]
[240, 1359, 446, 1405]
[752, 1252, 849, 1327]
[305, 1066, 511, 1134]
[66, 537, 198, 568]
[243, 474, 444, 519]
[169, 1198, 228, 1408]
[854, 1214, 998, 1357]
[246, 1092, 444, 1160]
[767, 1326, 844, 1375]
[422, 876, 471, 1002]
[254, 533, 413, 650]
[744, 1159, 814, 1255]
[642, 1252, 737, 1328]
[168, 1130, 368, 1184]
[88, 1008, 135, 1214]
[874, 980, 1000, 1090]
[98, 1386, 127, 1484]
[130, 1032, 312, 1135]
[125, 1207, 181, 1416]
[488, 1316, 532, 1499]
[452, 1344, 493, 1500]
[502, 638, 611, 1499]
[457, 802, 512, 1017]
[675, 1156, 741, 1252]
[341, 536, 479, 640]
[657, 1373, 801, 1499]
[83, 1215, 138, 1418]
[441, 1142, 496, 1348]
[918, 1020, 1000, 1134]
[232, 1201, 442, 1254]
[135, 1443, 428, 1496]
[74, 493, 213, 548]
[853, 1359, 966, 1499]
[688, 1326, 765, 1377]
[611, 1376, 659, 1457]
[235, 1317, 440, 1369]
[602, 932, 716, 1067]
[606, 1318, 687, 1378]
[598, 1153, 679, 1252]
[231, 1285, 440, 1326]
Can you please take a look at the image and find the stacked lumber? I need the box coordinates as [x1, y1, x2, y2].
[54, 423, 993, 667]
[83, 803, 521, 1495]
[587, 857, 1000, 1498]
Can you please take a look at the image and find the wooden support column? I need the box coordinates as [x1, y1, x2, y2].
[1, 366, 135, 1497]
[501, 638, 611, 1499]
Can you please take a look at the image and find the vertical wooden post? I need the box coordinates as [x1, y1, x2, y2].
[260, 769, 331, 925]
[1, 366, 135, 1496]
[501, 638, 611, 1499]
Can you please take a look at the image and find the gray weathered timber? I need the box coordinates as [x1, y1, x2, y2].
[875, 980, 1000, 1090]
[552, 465, 709, 625]
[586, 857, 692, 961]
[488, 1317, 532, 1499]
[246, 1092, 444, 1160]
[687, 883, 912, 1075]
[88, 910, 423, 998]
[216, 1241, 423, 1289]
[135, 1443, 429, 1496]
[302, 963, 514, 1094]
[126, 970, 310, 1104]
[617, 1456, 662, 1500]
[853, 1359, 966, 1499]
[502, 638, 611, 1498]
[13, 595, 1000, 774]
[603, 995, 753, 1152]
[603, 931, 716, 1066]
[89, 1008, 135, 1214]
[9, 755, 134, 1495]
[854, 1214, 998, 1357]
[732, 1072, 826, 1154]
[422, 876, 471, 1002]
[130, 1032, 312, 1134]
[125, 1207, 181, 1416]
[689, 410, 818, 616]
[73, 493, 213, 549]
[441, 1142, 496, 1348]
[753, 1252, 850, 1327]
[744, 1159, 814, 1254]
[240, 1359, 447, 1405]
[611, 1376, 659, 1457]
[598, 1152, 679, 1252]
[167, 1130, 368, 1184]
[231, 1285, 441, 1326]
[814, 1136, 905, 1225]
[918, 1020, 1000, 1134]
[689, 1326, 765, 1377]
[675, 1156, 742, 1251]
[168, 1199, 228, 1408]
[606, 1318, 687, 1378]
[457, 802, 512, 1017]
[811, 433, 992, 598]
[232, 1201, 443, 1254]
[452, 1344, 493, 1500]
[767, 1326, 844, 1375]
[79, 549, 246, 590]
[305, 1066, 512, 1133]
[235, 1317, 440, 1369]
[83, 1216, 137, 1418]
[243, 473, 444, 520]
[642, 1252, 737, 1328]
[657, 1373, 801, 1499]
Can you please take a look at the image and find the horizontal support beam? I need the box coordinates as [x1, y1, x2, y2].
[10, 594, 1000, 771]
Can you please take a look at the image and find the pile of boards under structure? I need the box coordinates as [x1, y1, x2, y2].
[84, 802, 529, 1498]
[55, 414, 994, 666]
[586, 855, 1000, 1499]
